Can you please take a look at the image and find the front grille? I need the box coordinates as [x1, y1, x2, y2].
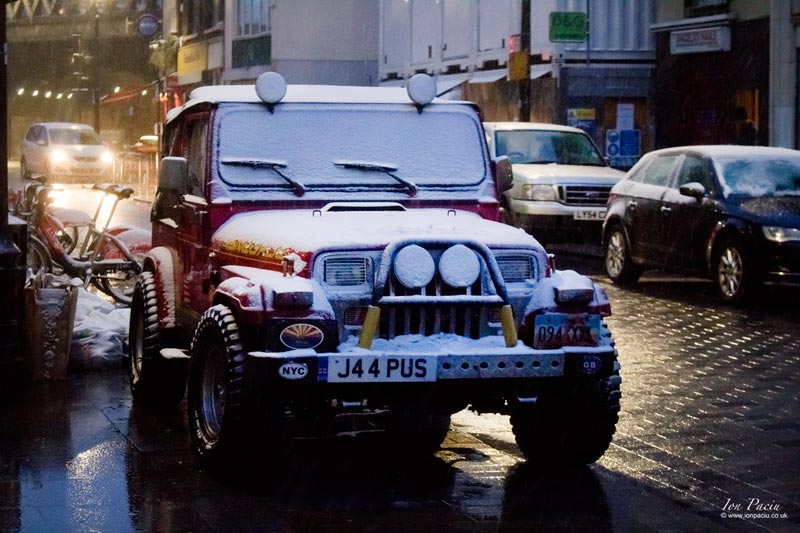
[560, 185, 611, 206]
[73, 156, 99, 163]
[379, 246, 493, 340]
[324, 257, 369, 286]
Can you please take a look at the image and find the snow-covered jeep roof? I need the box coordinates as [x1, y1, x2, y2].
[167, 82, 468, 123]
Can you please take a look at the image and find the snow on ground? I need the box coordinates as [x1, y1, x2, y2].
[70, 288, 129, 369]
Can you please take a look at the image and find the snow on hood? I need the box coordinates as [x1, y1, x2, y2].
[735, 196, 800, 227]
[212, 209, 539, 254]
[512, 164, 624, 184]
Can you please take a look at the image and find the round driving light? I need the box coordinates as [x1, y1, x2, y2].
[280, 323, 324, 350]
[406, 73, 436, 106]
[394, 244, 435, 288]
[256, 71, 288, 104]
[439, 244, 481, 287]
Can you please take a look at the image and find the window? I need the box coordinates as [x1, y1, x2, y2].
[185, 119, 208, 197]
[640, 155, 679, 186]
[237, 0, 270, 37]
[676, 155, 714, 192]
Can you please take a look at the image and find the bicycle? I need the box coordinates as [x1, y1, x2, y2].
[13, 176, 151, 305]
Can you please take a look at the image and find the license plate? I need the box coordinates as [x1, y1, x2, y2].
[533, 314, 601, 349]
[327, 356, 436, 383]
[573, 209, 606, 220]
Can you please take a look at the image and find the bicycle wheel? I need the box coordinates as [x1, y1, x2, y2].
[27, 236, 53, 275]
[98, 265, 140, 305]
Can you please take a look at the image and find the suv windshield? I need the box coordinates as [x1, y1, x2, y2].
[495, 130, 606, 166]
[215, 103, 488, 196]
[716, 155, 800, 197]
[48, 127, 103, 145]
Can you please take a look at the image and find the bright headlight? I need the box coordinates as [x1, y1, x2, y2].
[100, 150, 114, 165]
[521, 184, 557, 201]
[762, 226, 800, 242]
[49, 150, 67, 164]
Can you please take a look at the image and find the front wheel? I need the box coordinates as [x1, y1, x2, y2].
[128, 271, 187, 407]
[188, 305, 248, 471]
[713, 239, 753, 303]
[511, 355, 621, 466]
[604, 226, 641, 285]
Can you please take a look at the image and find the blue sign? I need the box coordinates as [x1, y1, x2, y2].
[606, 129, 640, 169]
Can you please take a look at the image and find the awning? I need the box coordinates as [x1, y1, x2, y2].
[468, 69, 507, 84]
[530, 64, 553, 79]
[435, 73, 469, 95]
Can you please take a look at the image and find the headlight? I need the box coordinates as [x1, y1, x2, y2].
[49, 150, 67, 164]
[100, 150, 114, 165]
[762, 226, 800, 242]
[521, 184, 557, 201]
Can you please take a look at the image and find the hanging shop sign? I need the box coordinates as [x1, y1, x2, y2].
[670, 26, 731, 55]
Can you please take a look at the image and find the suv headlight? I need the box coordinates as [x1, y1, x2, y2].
[49, 149, 67, 164]
[521, 184, 557, 202]
[762, 226, 800, 242]
[100, 150, 114, 165]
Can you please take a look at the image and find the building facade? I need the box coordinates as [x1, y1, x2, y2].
[652, 0, 798, 150]
[378, 0, 656, 168]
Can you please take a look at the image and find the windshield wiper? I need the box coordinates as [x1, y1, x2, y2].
[220, 158, 306, 197]
[334, 159, 417, 197]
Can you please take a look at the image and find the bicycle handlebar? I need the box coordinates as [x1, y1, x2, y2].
[91, 183, 135, 199]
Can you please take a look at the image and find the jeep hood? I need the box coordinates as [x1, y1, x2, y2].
[512, 164, 624, 185]
[212, 209, 539, 255]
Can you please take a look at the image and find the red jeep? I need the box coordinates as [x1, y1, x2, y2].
[129, 73, 620, 470]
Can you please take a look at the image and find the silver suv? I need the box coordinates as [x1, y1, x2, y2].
[485, 122, 624, 245]
[20, 122, 114, 182]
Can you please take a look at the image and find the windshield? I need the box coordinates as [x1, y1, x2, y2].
[48, 127, 103, 145]
[494, 129, 606, 166]
[215, 103, 488, 197]
[715, 155, 800, 197]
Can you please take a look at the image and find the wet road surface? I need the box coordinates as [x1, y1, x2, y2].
[2, 253, 798, 532]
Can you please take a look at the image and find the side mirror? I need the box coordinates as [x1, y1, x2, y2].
[679, 182, 705, 200]
[492, 156, 514, 193]
[36, 139, 48, 147]
[158, 156, 188, 193]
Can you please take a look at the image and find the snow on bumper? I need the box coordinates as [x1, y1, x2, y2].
[247, 333, 617, 383]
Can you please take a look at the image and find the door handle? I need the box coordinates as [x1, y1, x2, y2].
[660, 206, 672, 214]
[628, 200, 637, 211]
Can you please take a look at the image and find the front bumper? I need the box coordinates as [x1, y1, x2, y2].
[247, 343, 618, 386]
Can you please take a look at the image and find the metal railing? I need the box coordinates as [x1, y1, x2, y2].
[112, 152, 157, 201]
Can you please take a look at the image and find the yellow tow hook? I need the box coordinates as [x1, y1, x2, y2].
[500, 304, 518, 347]
[357, 305, 381, 349]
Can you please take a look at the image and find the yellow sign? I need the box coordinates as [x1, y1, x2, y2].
[569, 108, 596, 120]
[508, 51, 529, 81]
[178, 42, 208, 74]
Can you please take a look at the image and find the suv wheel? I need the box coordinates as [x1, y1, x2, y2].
[129, 271, 187, 407]
[188, 305, 247, 471]
[604, 226, 641, 285]
[714, 238, 752, 303]
[511, 355, 621, 466]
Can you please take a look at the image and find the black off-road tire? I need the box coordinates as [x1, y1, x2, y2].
[511, 356, 621, 466]
[128, 271, 187, 407]
[604, 225, 642, 285]
[188, 304, 248, 471]
[713, 237, 753, 304]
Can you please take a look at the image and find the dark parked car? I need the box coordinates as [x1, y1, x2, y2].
[602, 145, 800, 303]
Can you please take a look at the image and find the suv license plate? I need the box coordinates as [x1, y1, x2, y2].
[533, 314, 601, 349]
[327, 356, 436, 383]
[573, 209, 606, 220]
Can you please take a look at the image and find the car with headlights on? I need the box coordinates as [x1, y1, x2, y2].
[20, 122, 114, 182]
[484, 122, 624, 245]
[603, 145, 800, 303]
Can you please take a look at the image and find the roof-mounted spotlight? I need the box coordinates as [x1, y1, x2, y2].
[256, 71, 287, 112]
[406, 73, 436, 110]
